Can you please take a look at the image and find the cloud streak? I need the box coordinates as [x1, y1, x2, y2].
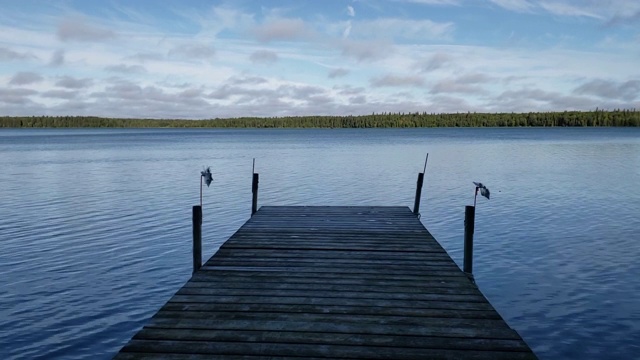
[57, 17, 117, 42]
[397, 0, 461, 4]
[489, 0, 535, 13]
[415, 53, 455, 72]
[371, 75, 425, 87]
[328, 68, 349, 78]
[249, 50, 279, 64]
[349, 18, 454, 41]
[253, 18, 315, 42]
[339, 39, 394, 61]
[49, 49, 65, 66]
[347, 6, 355, 17]
[0, 47, 37, 61]
[55, 76, 93, 89]
[168, 43, 216, 60]
[574, 79, 640, 101]
[9, 72, 44, 86]
[105, 64, 147, 74]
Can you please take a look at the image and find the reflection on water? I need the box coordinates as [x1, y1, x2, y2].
[0, 128, 639, 359]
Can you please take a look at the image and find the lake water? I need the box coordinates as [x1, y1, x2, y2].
[0, 128, 639, 359]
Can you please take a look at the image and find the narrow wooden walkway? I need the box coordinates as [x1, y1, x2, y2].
[116, 206, 536, 359]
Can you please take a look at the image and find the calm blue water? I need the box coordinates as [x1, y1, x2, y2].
[0, 128, 639, 359]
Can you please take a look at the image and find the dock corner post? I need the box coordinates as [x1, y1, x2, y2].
[463, 205, 476, 275]
[413, 172, 425, 215]
[251, 173, 259, 216]
[192, 205, 202, 274]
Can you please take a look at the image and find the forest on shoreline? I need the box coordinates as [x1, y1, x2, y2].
[1, 110, 639, 128]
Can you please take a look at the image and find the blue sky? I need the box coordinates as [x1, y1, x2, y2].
[0, 0, 639, 118]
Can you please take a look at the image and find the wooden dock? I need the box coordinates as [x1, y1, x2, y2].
[116, 206, 536, 359]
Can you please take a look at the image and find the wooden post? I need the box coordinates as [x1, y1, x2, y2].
[192, 205, 202, 274]
[413, 172, 424, 215]
[251, 173, 259, 216]
[463, 205, 475, 274]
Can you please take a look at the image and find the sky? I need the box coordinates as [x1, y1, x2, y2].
[0, 0, 639, 119]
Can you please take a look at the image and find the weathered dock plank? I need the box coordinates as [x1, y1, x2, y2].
[116, 206, 536, 359]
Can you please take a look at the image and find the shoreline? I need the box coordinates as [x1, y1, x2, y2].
[1, 110, 639, 128]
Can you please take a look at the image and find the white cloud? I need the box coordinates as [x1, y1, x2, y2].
[57, 17, 117, 42]
[0, 88, 38, 105]
[175, 5, 255, 39]
[178, 87, 204, 99]
[41, 90, 79, 99]
[334, 85, 364, 96]
[49, 49, 65, 66]
[574, 79, 640, 101]
[9, 72, 44, 86]
[488, 0, 640, 22]
[347, 6, 355, 17]
[396, 0, 461, 4]
[328, 68, 350, 78]
[249, 50, 279, 64]
[55, 76, 93, 89]
[339, 39, 394, 62]
[489, 0, 535, 13]
[127, 52, 164, 62]
[457, 73, 494, 84]
[539, 2, 601, 19]
[491, 88, 597, 111]
[415, 52, 455, 72]
[253, 18, 315, 42]
[430, 79, 486, 94]
[85, 83, 213, 118]
[349, 18, 454, 41]
[343, 21, 352, 39]
[371, 74, 425, 87]
[105, 64, 147, 74]
[547, 0, 640, 22]
[168, 43, 216, 60]
[0, 47, 37, 61]
[229, 75, 269, 85]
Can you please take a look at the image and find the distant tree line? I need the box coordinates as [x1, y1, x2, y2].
[1, 109, 639, 128]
